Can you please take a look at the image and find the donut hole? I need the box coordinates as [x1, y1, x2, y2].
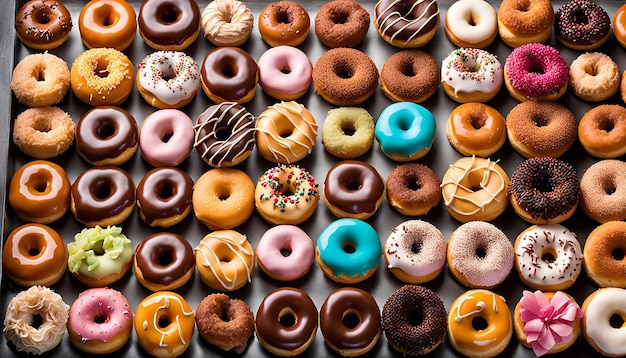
[94, 60, 110, 78]
[158, 252, 174, 267]
[514, 0, 531, 12]
[159, 6, 181, 24]
[610, 313, 625, 328]
[96, 4, 119, 26]
[541, 249, 557, 263]
[341, 123, 356, 136]
[94, 184, 112, 200]
[406, 176, 422, 191]
[217, 188, 231, 201]
[30, 313, 44, 329]
[280, 248, 292, 257]
[331, 11, 349, 25]
[275, 9, 293, 25]
[399, 61, 416, 78]
[91, 240, 106, 256]
[31, 65, 46, 82]
[93, 312, 109, 324]
[598, 117, 615, 133]
[19, 235, 44, 258]
[612, 248, 625, 261]
[32, 8, 51, 25]
[334, 62, 354, 79]
[602, 181, 617, 195]
[27, 174, 50, 193]
[96, 122, 116, 140]
[220, 64, 236, 78]
[472, 316, 489, 331]
[279, 65, 292, 75]
[410, 241, 422, 254]
[157, 185, 174, 200]
[531, 114, 548, 128]
[32, 116, 53, 133]
[475, 247, 487, 259]
[408, 309, 424, 326]
[342, 309, 361, 329]
[342, 242, 356, 254]
[468, 113, 487, 130]
[278, 308, 297, 328]
[344, 178, 363, 192]
[159, 67, 175, 82]
[572, 10, 589, 26]
[528, 59, 545, 75]
[158, 316, 171, 329]
[215, 126, 232, 141]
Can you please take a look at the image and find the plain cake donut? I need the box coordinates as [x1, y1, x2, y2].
[580, 160, 626, 223]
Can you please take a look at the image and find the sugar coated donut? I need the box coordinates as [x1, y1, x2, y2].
[447, 221, 514, 289]
[196, 293, 254, 353]
[322, 107, 374, 159]
[11, 53, 70, 107]
[508, 157, 579, 224]
[384, 220, 446, 284]
[78, 0, 137, 50]
[514, 224, 583, 291]
[13, 106, 74, 159]
[579, 104, 626, 158]
[2, 223, 67, 287]
[446, 102, 506, 158]
[497, 0, 554, 47]
[258, 46, 312, 101]
[382, 285, 447, 355]
[256, 225, 314, 281]
[68, 288, 132, 354]
[375, 102, 437, 162]
[255, 287, 318, 357]
[258, 1, 310, 47]
[584, 221, 626, 288]
[386, 163, 441, 216]
[134, 232, 195, 291]
[137, 51, 200, 109]
[137, 167, 193, 227]
[582, 288, 626, 356]
[374, 0, 440, 48]
[9, 160, 70, 224]
[314, 0, 370, 48]
[448, 289, 512, 358]
[316, 218, 381, 284]
[139, 109, 194, 167]
[444, 0, 497, 49]
[615, 4, 626, 48]
[380, 50, 440, 103]
[580, 160, 626, 223]
[201, 0, 254, 47]
[66, 225, 133, 287]
[138, 0, 200, 50]
[569, 52, 620, 102]
[3, 286, 69, 355]
[441, 156, 509, 222]
[441, 48, 503, 103]
[555, 0, 610, 50]
[134, 291, 195, 357]
[200, 46, 258, 104]
[15, 0, 72, 49]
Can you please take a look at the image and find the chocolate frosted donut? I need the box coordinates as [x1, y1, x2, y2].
[136, 167, 193, 227]
[555, 0, 611, 50]
[374, 0, 440, 48]
[138, 0, 200, 50]
[200, 47, 258, 104]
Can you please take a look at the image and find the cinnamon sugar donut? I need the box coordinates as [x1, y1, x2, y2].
[11, 53, 70, 107]
[195, 293, 254, 353]
[386, 163, 441, 217]
[380, 50, 439, 103]
[314, 0, 370, 48]
[13, 106, 74, 159]
[580, 160, 626, 223]
[497, 0, 554, 47]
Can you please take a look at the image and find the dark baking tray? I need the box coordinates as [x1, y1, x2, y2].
[1, 0, 621, 356]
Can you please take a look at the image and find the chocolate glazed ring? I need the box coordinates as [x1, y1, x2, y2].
[134, 232, 195, 291]
[138, 0, 200, 50]
[136, 167, 193, 227]
[200, 47, 258, 104]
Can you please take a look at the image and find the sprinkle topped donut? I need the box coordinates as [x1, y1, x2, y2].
[441, 47, 503, 103]
[555, 0, 611, 50]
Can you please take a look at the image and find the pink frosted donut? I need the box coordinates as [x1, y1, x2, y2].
[258, 46, 312, 101]
[504, 43, 569, 102]
[256, 225, 315, 281]
[139, 109, 195, 167]
[67, 288, 133, 354]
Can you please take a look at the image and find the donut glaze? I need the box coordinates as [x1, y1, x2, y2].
[139, 109, 195, 167]
[138, 0, 200, 50]
[257, 46, 312, 101]
[136, 167, 193, 227]
[582, 288, 626, 356]
[15, 0, 72, 49]
[200, 46, 258, 104]
[256, 225, 314, 281]
[446, 102, 506, 158]
[134, 232, 195, 291]
[258, 1, 310, 47]
[374, 0, 440, 48]
[78, 0, 137, 50]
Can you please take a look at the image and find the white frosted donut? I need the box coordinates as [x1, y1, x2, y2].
[583, 287, 626, 356]
[441, 48, 503, 103]
[444, 0, 497, 48]
[137, 51, 200, 108]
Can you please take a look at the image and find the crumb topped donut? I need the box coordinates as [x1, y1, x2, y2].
[497, 0, 554, 47]
[314, 0, 370, 48]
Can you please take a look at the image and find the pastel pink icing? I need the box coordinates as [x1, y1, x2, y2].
[139, 109, 195, 166]
[256, 225, 315, 280]
[519, 290, 583, 357]
[257, 46, 312, 99]
[505, 43, 568, 97]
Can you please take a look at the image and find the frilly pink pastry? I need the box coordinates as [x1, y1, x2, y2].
[519, 290, 583, 356]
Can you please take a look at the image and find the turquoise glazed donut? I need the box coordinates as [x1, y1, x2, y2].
[316, 218, 381, 283]
[374, 102, 436, 162]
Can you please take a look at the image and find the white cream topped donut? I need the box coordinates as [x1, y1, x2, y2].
[444, 0, 497, 48]
[137, 51, 200, 108]
[583, 288, 626, 356]
[441, 48, 503, 103]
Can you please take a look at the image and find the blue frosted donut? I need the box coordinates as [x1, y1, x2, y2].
[374, 102, 436, 162]
[316, 218, 381, 283]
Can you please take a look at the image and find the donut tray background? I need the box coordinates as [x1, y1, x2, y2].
[0, 0, 623, 357]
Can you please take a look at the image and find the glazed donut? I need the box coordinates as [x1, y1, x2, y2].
[258, 1, 310, 47]
[137, 167, 193, 227]
[71, 48, 134, 106]
[441, 47, 503, 103]
[192, 168, 255, 230]
[380, 50, 440, 103]
[137, 51, 200, 109]
[139, 109, 194, 167]
[374, 102, 437, 162]
[2, 223, 67, 287]
[255, 287, 318, 357]
[374, 0, 440, 48]
[321, 107, 375, 159]
[195, 230, 255, 292]
[200, 46, 258, 104]
[138, 0, 200, 50]
[508, 157, 579, 224]
[441, 156, 509, 223]
[196, 293, 254, 353]
[578, 104, 626, 158]
[3, 286, 69, 355]
[446, 102, 506, 158]
[448, 289, 512, 358]
[255, 101, 318, 164]
[447, 221, 514, 289]
[320, 287, 381, 357]
[133, 232, 195, 291]
[382, 285, 447, 355]
[514, 290, 583, 356]
[201, 0, 254, 47]
[384, 220, 446, 284]
[504, 43, 569, 102]
[9, 160, 70, 224]
[70, 166, 136, 227]
[193, 102, 255, 168]
[386, 163, 441, 216]
[584, 221, 626, 288]
[314, 0, 370, 48]
[323, 160, 385, 220]
[555, 0, 610, 50]
[312, 48, 378, 106]
[444, 0, 497, 49]
[580, 160, 626, 223]
[15, 0, 72, 49]
[316, 218, 382, 284]
[497, 0, 554, 47]
[68, 288, 132, 354]
[11, 53, 70, 107]
[134, 291, 195, 357]
[514, 224, 583, 291]
[78, 0, 137, 50]
[506, 100, 577, 158]
[615, 4, 626, 48]
[76, 106, 138, 166]
[13, 106, 74, 159]
[256, 225, 314, 281]
[257, 46, 312, 101]
[582, 288, 626, 356]
[569, 52, 620, 102]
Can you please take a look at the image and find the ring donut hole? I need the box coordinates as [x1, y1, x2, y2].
[331, 10, 349, 25]
[612, 247, 625, 261]
[343, 177, 363, 192]
[280, 246, 292, 257]
[93, 310, 109, 324]
[471, 315, 489, 331]
[466, 112, 488, 131]
[19, 234, 45, 259]
[340, 121, 356, 136]
[97, 4, 119, 27]
[342, 241, 357, 254]
[275, 8, 293, 25]
[278, 307, 298, 328]
[531, 113, 549, 128]
[514, 1, 530, 13]
[609, 312, 626, 329]
[96, 120, 117, 140]
[215, 126, 232, 141]
[32, 7, 53, 26]
[94, 59, 110, 78]
[30, 313, 44, 329]
[27, 172, 52, 194]
[156, 182, 175, 201]
[342, 308, 361, 329]
[410, 240, 422, 255]
[333, 61, 354, 80]
[159, 5, 181, 24]
[157, 313, 173, 329]
[597, 115, 616, 133]
[404, 174, 423, 192]
[408, 308, 424, 326]
[30, 115, 54, 134]
[601, 179, 617, 195]
[474, 245, 487, 259]
[540, 248, 557, 263]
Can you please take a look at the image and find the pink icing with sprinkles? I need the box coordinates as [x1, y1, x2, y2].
[505, 43, 569, 98]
